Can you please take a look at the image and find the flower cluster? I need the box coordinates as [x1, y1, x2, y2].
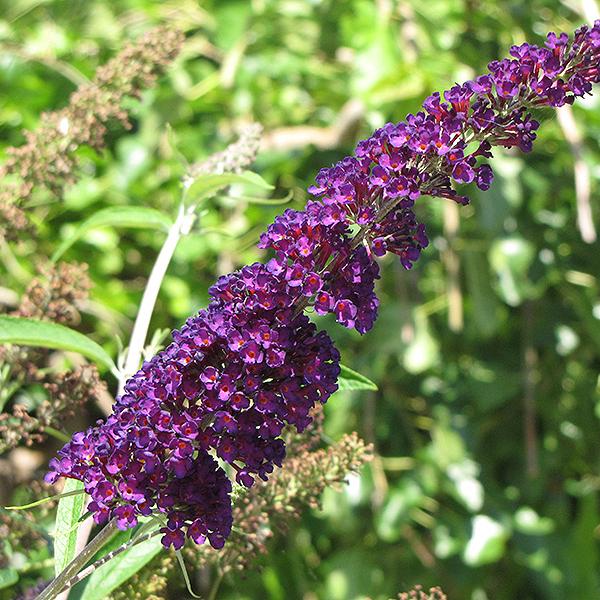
[306, 22, 600, 264]
[398, 585, 448, 600]
[47, 263, 340, 548]
[258, 201, 385, 333]
[185, 123, 263, 181]
[46, 22, 600, 551]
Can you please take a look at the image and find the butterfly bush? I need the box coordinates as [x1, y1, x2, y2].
[46, 22, 600, 550]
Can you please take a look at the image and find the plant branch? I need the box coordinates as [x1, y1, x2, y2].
[36, 519, 118, 600]
[54, 512, 95, 600]
[47, 203, 196, 597]
[54, 529, 162, 596]
[207, 571, 224, 600]
[118, 203, 196, 393]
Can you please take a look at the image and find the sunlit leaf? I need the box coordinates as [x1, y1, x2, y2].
[403, 311, 439, 374]
[514, 507, 555, 535]
[52, 207, 172, 261]
[54, 479, 87, 576]
[338, 363, 378, 391]
[220, 190, 293, 205]
[489, 236, 536, 306]
[447, 460, 484, 513]
[185, 170, 273, 204]
[463, 515, 509, 566]
[0, 316, 116, 373]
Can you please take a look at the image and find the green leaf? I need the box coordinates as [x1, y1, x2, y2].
[514, 507, 555, 535]
[565, 494, 600, 596]
[80, 534, 162, 600]
[376, 481, 424, 542]
[562, 287, 600, 355]
[463, 250, 501, 338]
[0, 316, 116, 373]
[0, 568, 19, 589]
[54, 479, 87, 576]
[463, 515, 510, 566]
[488, 236, 536, 306]
[431, 407, 466, 468]
[185, 170, 273, 204]
[5, 488, 85, 511]
[447, 459, 484, 513]
[176, 549, 202, 598]
[52, 206, 173, 261]
[338, 364, 378, 391]
[403, 310, 439, 374]
[220, 190, 293, 205]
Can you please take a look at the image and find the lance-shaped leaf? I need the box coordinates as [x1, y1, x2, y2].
[54, 479, 87, 576]
[0, 316, 116, 373]
[338, 363, 378, 391]
[52, 206, 173, 261]
[185, 170, 273, 204]
[219, 189, 294, 205]
[79, 531, 162, 600]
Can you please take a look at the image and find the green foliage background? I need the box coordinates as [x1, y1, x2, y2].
[2, 0, 600, 598]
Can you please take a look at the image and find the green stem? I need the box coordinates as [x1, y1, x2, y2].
[36, 519, 118, 600]
[118, 202, 196, 394]
[56, 529, 162, 595]
[207, 571, 224, 600]
[43, 426, 71, 443]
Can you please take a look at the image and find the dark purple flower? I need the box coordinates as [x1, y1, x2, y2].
[160, 527, 185, 550]
[302, 272, 322, 296]
[187, 519, 207, 545]
[114, 505, 138, 531]
[46, 20, 600, 553]
[452, 162, 476, 184]
[371, 237, 387, 257]
[235, 469, 255, 488]
[475, 164, 494, 191]
[334, 299, 357, 328]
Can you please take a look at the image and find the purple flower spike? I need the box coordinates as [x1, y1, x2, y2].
[46, 20, 600, 551]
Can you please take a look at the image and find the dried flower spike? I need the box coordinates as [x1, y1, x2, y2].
[0, 27, 184, 237]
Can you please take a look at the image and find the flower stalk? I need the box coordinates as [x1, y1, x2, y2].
[37, 519, 118, 600]
[43, 528, 162, 599]
[118, 203, 197, 394]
